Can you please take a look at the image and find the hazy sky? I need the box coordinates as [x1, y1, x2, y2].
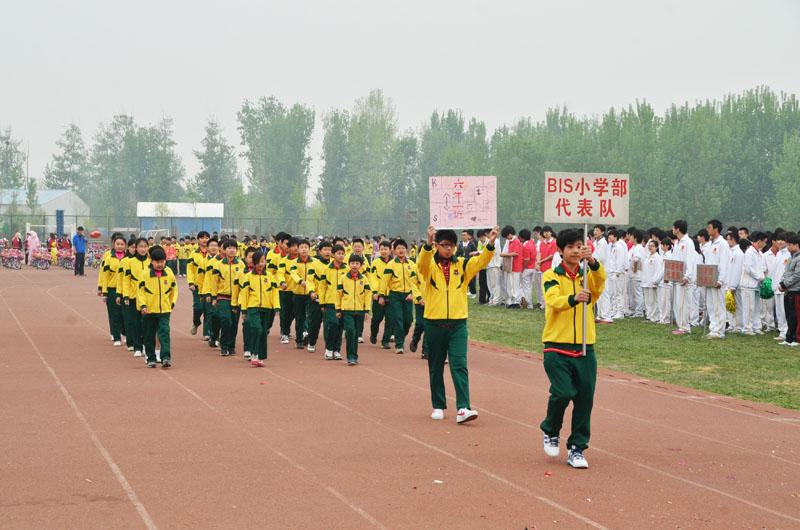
[2, 0, 799, 199]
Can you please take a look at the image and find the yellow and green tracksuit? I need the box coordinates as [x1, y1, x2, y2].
[187, 248, 209, 330]
[540, 260, 606, 451]
[306, 256, 329, 347]
[336, 271, 372, 361]
[201, 253, 222, 342]
[238, 269, 281, 361]
[277, 253, 299, 337]
[137, 265, 178, 363]
[369, 256, 394, 346]
[416, 243, 495, 410]
[122, 253, 150, 351]
[379, 257, 422, 350]
[207, 257, 244, 353]
[316, 261, 347, 353]
[98, 249, 126, 341]
[287, 256, 318, 346]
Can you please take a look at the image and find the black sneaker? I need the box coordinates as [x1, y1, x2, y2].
[228, 351, 236, 357]
[409, 338, 419, 353]
[421, 351, 429, 360]
[369, 334, 377, 344]
[208, 340, 217, 349]
[380, 343, 390, 349]
[295, 343, 305, 350]
[161, 360, 171, 368]
[220, 350, 228, 356]
[147, 361, 157, 368]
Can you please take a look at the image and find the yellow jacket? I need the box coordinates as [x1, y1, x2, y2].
[316, 261, 348, 306]
[205, 257, 245, 303]
[187, 248, 209, 291]
[278, 254, 301, 291]
[98, 250, 125, 295]
[123, 254, 151, 305]
[336, 272, 372, 312]
[542, 261, 606, 354]
[238, 270, 281, 311]
[286, 256, 318, 296]
[199, 253, 221, 295]
[267, 249, 287, 285]
[379, 258, 421, 301]
[137, 266, 178, 314]
[416, 243, 494, 320]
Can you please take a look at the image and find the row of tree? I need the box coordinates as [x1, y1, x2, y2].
[1, 85, 799, 234]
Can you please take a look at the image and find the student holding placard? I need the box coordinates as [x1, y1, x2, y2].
[670, 220, 697, 335]
[703, 220, 730, 339]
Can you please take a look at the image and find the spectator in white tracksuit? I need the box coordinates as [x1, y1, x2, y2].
[670, 220, 697, 334]
[642, 240, 663, 322]
[740, 233, 767, 335]
[703, 220, 730, 339]
[695, 230, 710, 323]
[657, 238, 674, 324]
[768, 232, 791, 339]
[592, 225, 612, 322]
[725, 231, 745, 332]
[628, 231, 646, 317]
[606, 229, 628, 320]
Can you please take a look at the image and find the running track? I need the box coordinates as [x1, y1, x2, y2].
[1, 267, 798, 529]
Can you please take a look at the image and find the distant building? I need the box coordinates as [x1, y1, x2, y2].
[0, 188, 90, 218]
[136, 202, 224, 235]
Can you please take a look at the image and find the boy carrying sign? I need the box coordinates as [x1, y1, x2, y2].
[540, 229, 607, 469]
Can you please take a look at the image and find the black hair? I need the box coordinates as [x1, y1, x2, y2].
[287, 236, 299, 247]
[352, 237, 364, 245]
[774, 232, 787, 242]
[112, 234, 126, 244]
[298, 239, 311, 248]
[519, 228, 532, 241]
[660, 237, 673, 250]
[463, 229, 474, 237]
[476, 229, 485, 238]
[197, 231, 210, 239]
[149, 246, 167, 261]
[633, 229, 644, 244]
[77, 226, 84, 231]
[500, 225, 516, 238]
[245, 246, 257, 256]
[222, 239, 238, 250]
[279, 233, 292, 243]
[739, 238, 752, 252]
[751, 231, 768, 243]
[708, 219, 723, 232]
[786, 233, 800, 246]
[607, 229, 620, 240]
[393, 238, 408, 249]
[179, 238, 185, 242]
[127, 237, 136, 247]
[379, 240, 392, 248]
[533, 226, 542, 234]
[435, 230, 458, 245]
[696, 229, 709, 240]
[726, 231, 740, 244]
[672, 220, 688, 235]
[739, 227, 750, 236]
[542, 225, 553, 235]
[556, 229, 583, 251]
[251, 249, 266, 266]
[348, 254, 364, 264]
[208, 237, 219, 245]
[317, 240, 332, 250]
[332, 244, 346, 254]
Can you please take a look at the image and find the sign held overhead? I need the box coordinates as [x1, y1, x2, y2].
[543, 172, 630, 225]
[429, 176, 497, 229]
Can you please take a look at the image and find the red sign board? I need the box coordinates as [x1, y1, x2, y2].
[664, 260, 685, 283]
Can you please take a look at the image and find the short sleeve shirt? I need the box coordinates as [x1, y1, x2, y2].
[522, 240, 538, 270]
[539, 239, 558, 272]
[508, 237, 523, 272]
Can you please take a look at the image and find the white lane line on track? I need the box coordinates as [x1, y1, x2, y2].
[266, 369, 610, 530]
[362, 366, 800, 525]
[35, 280, 389, 530]
[1, 290, 158, 530]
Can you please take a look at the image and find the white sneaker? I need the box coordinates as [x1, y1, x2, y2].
[155, 350, 161, 362]
[113, 341, 121, 347]
[778, 341, 795, 346]
[333, 351, 343, 360]
[127, 346, 134, 351]
[567, 446, 589, 469]
[456, 408, 478, 424]
[110, 334, 114, 341]
[280, 335, 289, 344]
[357, 337, 364, 343]
[302, 331, 308, 341]
[133, 351, 142, 358]
[790, 342, 800, 347]
[203, 336, 211, 341]
[215, 341, 220, 347]
[543, 432, 560, 457]
[431, 409, 444, 420]
[775, 336, 786, 340]
[324, 350, 333, 360]
[307, 345, 316, 353]
[244, 351, 251, 359]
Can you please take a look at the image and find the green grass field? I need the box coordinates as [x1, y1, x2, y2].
[465, 300, 800, 410]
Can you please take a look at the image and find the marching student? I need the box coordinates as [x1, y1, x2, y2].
[408, 271, 428, 359]
[740, 232, 767, 335]
[187, 231, 210, 337]
[519, 229, 538, 309]
[317, 244, 348, 360]
[670, 220, 697, 335]
[500, 226, 523, 309]
[120, 238, 137, 351]
[201, 238, 222, 348]
[378, 239, 420, 354]
[239, 246, 257, 359]
[306, 241, 331, 352]
[657, 237, 674, 325]
[346, 237, 371, 343]
[123, 237, 150, 358]
[769, 232, 791, 340]
[239, 249, 281, 366]
[703, 220, 730, 339]
[336, 254, 372, 365]
[369, 240, 394, 348]
[277, 236, 299, 345]
[540, 228, 607, 469]
[778, 233, 800, 346]
[641, 239, 663, 322]
[417, 224, 498, 424]
[137, 246, 178, 368]
[98, 233, 127, 347]
[177, 238, 188, 277]
[208, 239, 244, 356]
[287, 239, 318, 349]
[725, 231, 745, 332]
